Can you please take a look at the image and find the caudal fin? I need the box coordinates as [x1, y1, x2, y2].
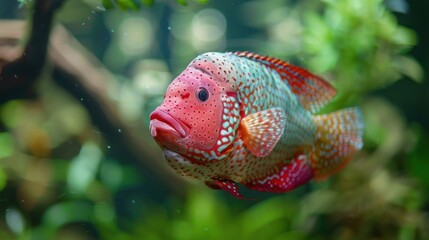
[309, 107, 364, 180]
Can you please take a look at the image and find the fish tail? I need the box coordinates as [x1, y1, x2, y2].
[309, 107, 364, 180]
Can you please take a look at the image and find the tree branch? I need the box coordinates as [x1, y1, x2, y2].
[0, 0, 65, 103]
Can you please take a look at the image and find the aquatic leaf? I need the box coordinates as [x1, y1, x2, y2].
[394, 56, 424, 82]
[0, 167, 6, 191]
[141, 0, 154, 7]
[5, 208, 25, 234]
[102, 0, 114, 9]
[0, 100, 25, 128]
[393, 26, 417, 46]
[67, 142, 102, 194]
[176, 0, 188, 6]
[0, 132, 13, 159]
[40, 201, 93, 233]
[116, 0, 139, 10]
[194, 0, 209, 4]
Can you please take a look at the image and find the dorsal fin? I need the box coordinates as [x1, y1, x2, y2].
[231, 51, 336, 113]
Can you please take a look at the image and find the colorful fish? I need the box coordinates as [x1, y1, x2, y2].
[149, 52, 363, 198]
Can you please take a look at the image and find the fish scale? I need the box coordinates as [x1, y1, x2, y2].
[150, 52, 363, 198]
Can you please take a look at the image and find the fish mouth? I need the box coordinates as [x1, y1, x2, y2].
[149, 109, 189, 138]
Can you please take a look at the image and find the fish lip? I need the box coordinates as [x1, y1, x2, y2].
[149, 109, 189, 138]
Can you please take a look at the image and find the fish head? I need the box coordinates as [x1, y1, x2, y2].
[150, 53, 241, 161]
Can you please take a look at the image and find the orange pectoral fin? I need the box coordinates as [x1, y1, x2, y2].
[240, 107, 286, 157]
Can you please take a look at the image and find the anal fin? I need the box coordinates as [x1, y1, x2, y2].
[207, 180, 245, 199]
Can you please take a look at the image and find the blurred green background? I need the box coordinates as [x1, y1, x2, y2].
[1, 0, 429, 239]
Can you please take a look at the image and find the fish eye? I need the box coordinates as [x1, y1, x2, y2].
[196, 87, 209, 102]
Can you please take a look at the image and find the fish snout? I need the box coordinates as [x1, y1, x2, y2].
[149, 108, 189, 139]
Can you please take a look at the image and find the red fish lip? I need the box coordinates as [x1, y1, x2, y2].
[149, 109, 189, 138]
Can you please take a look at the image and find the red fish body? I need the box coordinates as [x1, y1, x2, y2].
[149, 52, 363, 198]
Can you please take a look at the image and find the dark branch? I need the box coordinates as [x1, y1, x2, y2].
[0, 0, 65, 103]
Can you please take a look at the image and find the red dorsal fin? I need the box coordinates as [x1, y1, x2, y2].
[231, 51, 336, 113]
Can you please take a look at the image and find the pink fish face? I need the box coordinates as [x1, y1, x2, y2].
[150, 66, 226, 157]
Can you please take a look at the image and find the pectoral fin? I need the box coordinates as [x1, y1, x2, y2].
[240, 107, 286, 157]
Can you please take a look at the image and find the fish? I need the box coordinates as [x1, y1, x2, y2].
[149, 51, 363, 198]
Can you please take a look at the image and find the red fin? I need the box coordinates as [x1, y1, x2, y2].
[212, 180, 245, 199]
[245, 154, 313, 192]
[232, 51, 336, 113]
[240, 107, 286, 157]
[310, 107, 364, 180]
[205, 181, 221, 189]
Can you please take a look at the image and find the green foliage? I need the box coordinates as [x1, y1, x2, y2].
[302, 0, 422, 94]
[16, 0, 208, 10]
[0, 133, 13, 159]
[101, 0, 208, 9]
[17, 0, 31, 7]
